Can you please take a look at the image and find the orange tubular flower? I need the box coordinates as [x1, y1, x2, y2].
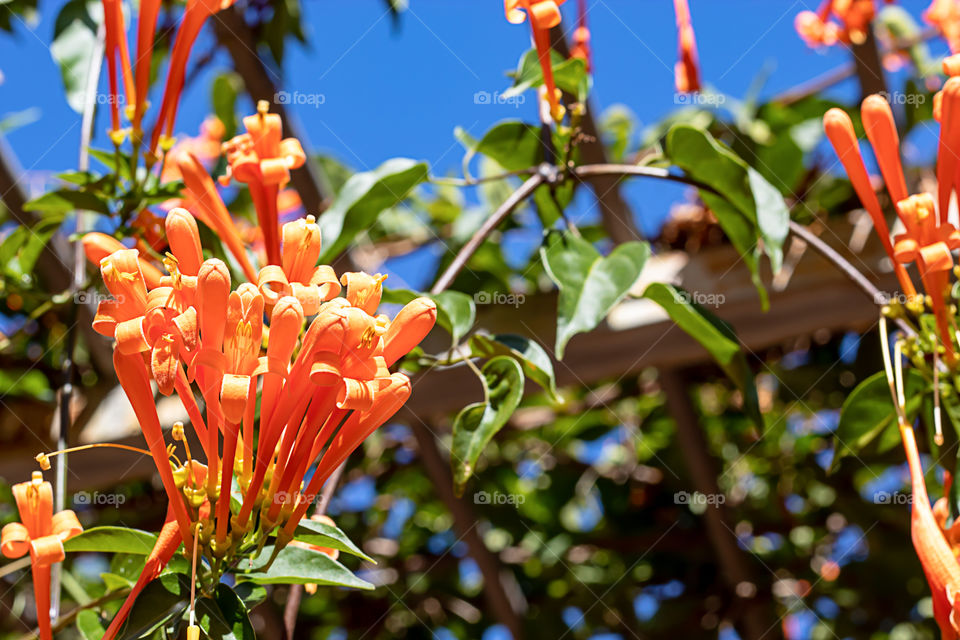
[176, 152, 258, 282]
[569, 0, 592, 72]
[82, 232, 163, 289]
[151, 0, 235, 151]
[131, 0, 162, 133]
[220, 102, 307, 266]
[861, 95, 909, 208]
[101, 0, 134, 135]
[822, 108, 917, 297]
[257, 215, 340, 315]
[894, 194, 960, 363]
[926, 0, 960, 54]
[0, 472, 82, 640]
[900, 422, 960, 638]
[673, 0, 701, 94]
[102, 507, 180, 640]
[938, 78, 960, 223]
[795, 0, 886, 48]
[505, 0, 567, 123]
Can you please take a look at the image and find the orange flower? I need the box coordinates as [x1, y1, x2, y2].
[82, 232, 163, 289]
[161, 116, 225, 185]
[795, 0, 887, 48]
[151, 0, 236, 152]
[894, 194, 960, 363]
[176, 152, 258, 282]
[938, 78, 960, 223]
[505, 0, 567, 122]
[102, 507, 180, 640]
[899, 422, 960, 638]
[257, 216, 340, 316]
[569, 0, 592, 72]
[673, 0, 701, 94]
[131, 0, 162, 133]
[220, 101, 307, 266]
[927, 0, 960, 54]
[101, 0, 134, 135]
[861, 95, 909, 208]
[0, 472, 82, 640]
[822, 107, 917, 297]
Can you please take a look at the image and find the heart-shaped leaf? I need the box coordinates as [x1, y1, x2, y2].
[241, 544, 373, 589]
[469, 332, 557, 399]
[540, 232, 649, 359]
[451, 356, 525, 495]
[643, 283, 761, 428]
[319, 158, 429, 262]
[831, 369, 926, 472]
[665, 125, 790, 308]
[64, 527, 159, 555]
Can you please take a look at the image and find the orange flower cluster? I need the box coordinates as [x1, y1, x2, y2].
[927, 0, 960, 55]
[1, 473, 82, 640]
[795, 0, 893, 48]
[825, 95, 960, 362]
[86, 205, 436, 636]
[100, 0, 234, 150]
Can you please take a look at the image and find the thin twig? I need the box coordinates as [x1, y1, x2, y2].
[430, 173, 544, 295]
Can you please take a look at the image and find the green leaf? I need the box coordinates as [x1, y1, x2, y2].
[100, 572, 134, 592]
[117, 574, 189, 640]
[64, 527, 159, 555]
[472, 121, 542, 172]
[290, 518, 374, 562]
[382, 288, 475, 346]
[318, 158, 428, 262]
[76, 609, 106, 640]
[831, 370, 926, 471]
[664, 124, 790, 305]
[504, 48, 590, 101]
[25, 188, 111, 216]
[469, 332, 557, 399]
[451, 356, 525, 495]
[50, 0, 101, 113]
[242, 544, 373, 589]
[195, 584, 255, 640]
[642, 283, 762, 428]
[540, 232, 650, 359]
[232, 582, 267, 609]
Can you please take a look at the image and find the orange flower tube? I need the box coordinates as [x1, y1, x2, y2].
[0, 473, 82, 640]
[283, 373, 412, 536]
[82, 233, 164, 289]
[102, 508, 180, 640]
[132, 0, 162, 131]
[505, 0, 566, 122]
[673, 0, 701, 93]
[177, 152, 258, 282]
[101, 0, 134, 133]
[569, 0, 592, 72]
[823, 108, 917, 297]
[900, 421, 960, 637]
[938, 78, 960, 223]
[113, 349, 193, 542]
[861, 95, 910, 223]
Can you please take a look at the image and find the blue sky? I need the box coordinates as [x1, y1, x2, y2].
[0, 1, 942, 236]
